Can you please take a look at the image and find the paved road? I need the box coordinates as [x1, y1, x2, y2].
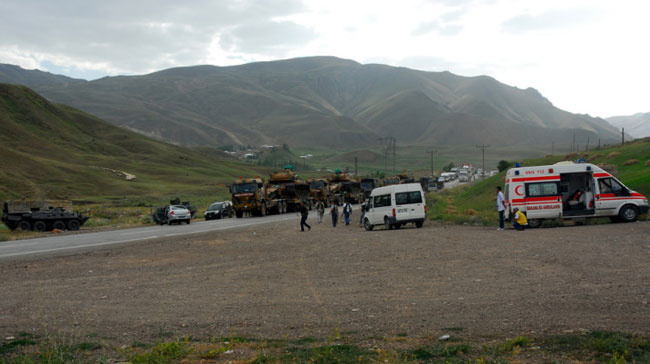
[0, 213, 300, 260]
[0, 180, 474, 261]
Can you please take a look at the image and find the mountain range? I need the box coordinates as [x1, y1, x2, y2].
[0, 57, 623, 148]
[606, 112, 650, 139]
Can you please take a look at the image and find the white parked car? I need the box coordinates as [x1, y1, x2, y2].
[363, 183, 426, 230]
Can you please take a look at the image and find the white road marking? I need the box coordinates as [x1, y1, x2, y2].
[0, 215, 298, 259]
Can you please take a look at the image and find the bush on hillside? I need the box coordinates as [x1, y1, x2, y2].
[607, 151, 621, 159]
[623, 159, 640, 166]
[645, 160, 650, 167]
[588, 154, 602, 162]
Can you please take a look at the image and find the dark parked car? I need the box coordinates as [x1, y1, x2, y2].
[204, 201, 234, 220]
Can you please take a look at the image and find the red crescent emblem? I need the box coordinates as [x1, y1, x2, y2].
[515, 185, 523, 196]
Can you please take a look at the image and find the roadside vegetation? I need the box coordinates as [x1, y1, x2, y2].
[427, 138, 650, 225]
[2, 331, 649, 364]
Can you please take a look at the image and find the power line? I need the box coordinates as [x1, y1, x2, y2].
[475, 145, 489, 178]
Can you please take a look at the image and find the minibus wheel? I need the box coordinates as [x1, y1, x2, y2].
[384, 217, 393, 230]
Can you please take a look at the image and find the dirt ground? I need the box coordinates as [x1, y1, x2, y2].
[1, 218, 649, 345]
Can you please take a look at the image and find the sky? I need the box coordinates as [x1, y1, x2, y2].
[0, 0, 648, 118]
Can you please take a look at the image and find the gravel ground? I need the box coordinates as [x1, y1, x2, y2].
[1, 218, 649, 344]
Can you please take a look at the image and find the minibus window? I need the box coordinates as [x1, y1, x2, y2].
[374, 194, 391, 207]
[395, 191, 423, 205]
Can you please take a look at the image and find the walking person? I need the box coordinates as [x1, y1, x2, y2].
[299, 202, 311, 232]
[315, 200, 325, 223]
[359, 199, 366, 226]
[496, 186, 505, 230]
[330, 201, 339, 227]
[341, 200, 352, 225]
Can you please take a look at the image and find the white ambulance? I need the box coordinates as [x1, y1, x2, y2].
[363, 183, 426, 230]
[504, 161, 648, 227]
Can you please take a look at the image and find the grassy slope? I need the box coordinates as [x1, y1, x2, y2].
[428, 138, 650, 225]
[0, 83, 265, 204]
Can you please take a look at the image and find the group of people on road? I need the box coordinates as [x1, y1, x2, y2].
[300, 199, 365, 231]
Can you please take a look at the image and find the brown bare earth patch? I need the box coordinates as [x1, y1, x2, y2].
[0, 220, 649, 346]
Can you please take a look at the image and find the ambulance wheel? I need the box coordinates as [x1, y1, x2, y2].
[619, 205, 638, 222]
[415, 220, 423, 228]
[527, 219, 542, 228]
[364, 218, 374, 231]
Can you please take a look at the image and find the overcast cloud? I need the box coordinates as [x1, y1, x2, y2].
[1, 0, 648, 117]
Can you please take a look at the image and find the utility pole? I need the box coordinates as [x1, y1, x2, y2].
[475, 145, 489, 178]
[354, 156, 358, 176]
[585, 136, 590, 152]
[552, 141, 555, 155]
[377, 137, 392, 176]
[622, 128, 625, 146]
[392, 137, 396, 175]
[427, 148, 436, 177]
[572, 133, 576, 153]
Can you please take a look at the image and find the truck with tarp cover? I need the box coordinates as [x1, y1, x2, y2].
[2, 200, 89, 232]
[231, 177, 287, 218]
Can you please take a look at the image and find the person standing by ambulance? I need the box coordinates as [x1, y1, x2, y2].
[496, 186, 505, 230]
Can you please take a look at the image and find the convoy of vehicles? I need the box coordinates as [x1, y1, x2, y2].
[504, 162, 649, 227]
[5, 159, 647, 234]
[363, 183, 426, 231]
[1, 200, 89, 231]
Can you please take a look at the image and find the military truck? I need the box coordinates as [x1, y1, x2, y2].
[360, 178, 380, 199]
[2, 200, 89, 232]
[231, 177, 287, 218]
[383, 176, 400, 186]
[309, 177, 329, 206]
[397, 171, 416, 184]
[267, 168, 311, 212]
[328, 171, 363, 204]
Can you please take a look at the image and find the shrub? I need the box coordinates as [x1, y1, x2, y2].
[607, 151, 621, 159]
[623, 159, 640, 166]
[645, 160, 650, 167]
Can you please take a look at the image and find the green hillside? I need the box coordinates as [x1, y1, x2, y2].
[428, 138, 650, 225]
[0, 83, 264, 203]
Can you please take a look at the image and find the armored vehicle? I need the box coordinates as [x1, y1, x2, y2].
[267, 167, 311, 212]
[328, 170, 363, 204]
[2, 200, 89, 232]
